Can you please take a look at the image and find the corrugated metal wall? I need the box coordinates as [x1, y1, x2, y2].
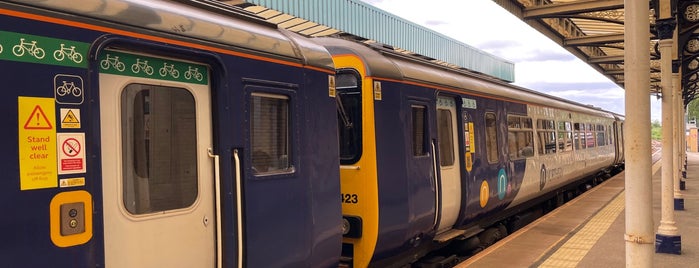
[245, 0, 515, 82]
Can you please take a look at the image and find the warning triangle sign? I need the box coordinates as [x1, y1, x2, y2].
[24, 105, 53, 130]
[62, 110, 79, 123]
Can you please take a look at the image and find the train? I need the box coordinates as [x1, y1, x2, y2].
[0, 0, 624, 267]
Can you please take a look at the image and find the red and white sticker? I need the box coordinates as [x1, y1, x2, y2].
[57, 133, 86, 174]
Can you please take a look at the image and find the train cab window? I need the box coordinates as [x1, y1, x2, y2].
[537, 119, 557, 155]
[336, 71, 362, 164]
[558, 121, 573, 152]
[412, 105, 428, 156]
[251, 93, 292, 175]
[438, 109, 454, 166]
[485, 112, 499, 163]
[121, 84, 198, 215]
[507, 115, 534, 159]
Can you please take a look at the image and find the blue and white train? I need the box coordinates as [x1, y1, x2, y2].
[314, 38, 624, 267]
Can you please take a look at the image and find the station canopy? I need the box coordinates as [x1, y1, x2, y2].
[214, 0, 516, 82]
[207, 0, 695, 101]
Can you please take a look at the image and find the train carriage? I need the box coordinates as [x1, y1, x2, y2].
[1, 0, 341, 267]
[315, 37, 624, 268]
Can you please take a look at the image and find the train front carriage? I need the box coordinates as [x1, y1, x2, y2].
[2, 1, 341, 267]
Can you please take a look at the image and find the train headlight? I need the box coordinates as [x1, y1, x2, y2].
[342, 215, 362, 238]
[342, 218, 350, 235]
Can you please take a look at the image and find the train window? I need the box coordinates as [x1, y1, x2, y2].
[537, 119, 556, 155]
[251, 93, 292, 175]
[412, 105, 428, 156]
[507, 115, 534, 159]
[336, 71, 362, 165]
[597, 125, 607, 146]
[121, 84, 198, 215]
[557, 121, 573, 152]
[574, 123, 584, 150]
[438, 109, 454, 166]
[485, 112, 498, 163]
[586, 124, 596, 148]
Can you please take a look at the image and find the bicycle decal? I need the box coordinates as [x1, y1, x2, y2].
[13, 38, 45, 59]
[159, 62, 180, 78]
[131, 59, 154, 75]
[54, 74, 84, 105]
[98, 50, 208, 85]
[100, 54, 126, 72]
[0, 31, 88, 68]
[184, 66, 204, 81]
[53, 43, 83, 64]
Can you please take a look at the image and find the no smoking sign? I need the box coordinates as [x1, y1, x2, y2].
[57, 133, 86, 174]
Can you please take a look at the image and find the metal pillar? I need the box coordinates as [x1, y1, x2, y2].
[655, 19, 681, 254]
[624, 0, 654, 266]
[673, 64, 685, 208]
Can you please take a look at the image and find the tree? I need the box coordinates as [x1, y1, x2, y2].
[689, 98, 699, 124]
[651, 120, 662, 140]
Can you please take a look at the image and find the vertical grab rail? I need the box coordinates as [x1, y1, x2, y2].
[431, 141, 440, 229]
[233, 149, 244, 268]
[208, 148, 223, 268]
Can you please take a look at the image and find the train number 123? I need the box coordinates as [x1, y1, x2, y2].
[341, 193, 358, 204]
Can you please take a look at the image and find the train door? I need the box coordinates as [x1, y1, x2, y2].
[99, 51, 217, 267]
[436, 97, 462, 233]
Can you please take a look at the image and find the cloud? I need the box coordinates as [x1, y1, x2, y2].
[425, 20, 448, 27]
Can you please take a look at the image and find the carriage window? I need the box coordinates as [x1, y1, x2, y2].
[121, 84, 198, 215]
[251, 93, 291, 175]
[597, 125, 607, 146]
[537, 119, 557, 155]
[507, 115, 534, 159]
[558, 121, 573, 152]
[336, 71, 362, 164]
[412, 105, 428, 156]
[438, 109, 454, 166]
[586, 124, 596, 148]
[574, 123, 584, 150]
[485, 112, 499, 163]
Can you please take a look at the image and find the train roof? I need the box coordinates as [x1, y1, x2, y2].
[315, 37, 616, 119]
[4, 0, 334, 71]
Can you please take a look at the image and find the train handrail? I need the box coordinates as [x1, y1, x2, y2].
[233, 149, 244, 268]
[208, 148, 223, 268]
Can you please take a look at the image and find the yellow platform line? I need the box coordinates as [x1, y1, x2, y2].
[538, 192, 625, 267]
[537, 156, 661, 268]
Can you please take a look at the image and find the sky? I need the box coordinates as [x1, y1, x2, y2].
[360, 0, 662, 121]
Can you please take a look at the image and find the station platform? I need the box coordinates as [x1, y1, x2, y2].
[457, 152, 699, 267]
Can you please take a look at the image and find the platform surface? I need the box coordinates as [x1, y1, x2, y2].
[458, 152, 699, 267]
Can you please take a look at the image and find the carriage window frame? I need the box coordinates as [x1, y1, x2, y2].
[507, 115, 534, 160]
[250, 92, 294, 176]
[485, 112, 499, 164]
[537, 119, 557, 155]
[121, 83, 199, 215]
[336, 70, 363, 165]
[596, 124, 607, 146]
[437, 108, 455, 166]
[557, 121, 573, 152]
[412, 105, 428, 157]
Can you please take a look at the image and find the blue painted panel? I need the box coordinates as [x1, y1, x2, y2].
[371, 80, 437, 261]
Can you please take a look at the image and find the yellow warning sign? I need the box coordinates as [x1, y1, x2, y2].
[18, 97, 57, 190]
[60, 109, 80, 129]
